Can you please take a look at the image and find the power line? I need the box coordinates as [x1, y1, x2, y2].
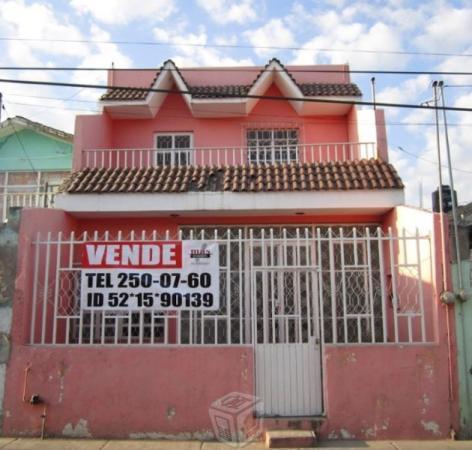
[0, 36, 471, 58]
[395, 146, 472, 174]
[1, 105, 39, 175]
[0, 77, 471, 112]
[1, 66, 472, 76]
[6, 98, 472, 128]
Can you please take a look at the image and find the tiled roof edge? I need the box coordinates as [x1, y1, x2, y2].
[62, 159, 404, 194]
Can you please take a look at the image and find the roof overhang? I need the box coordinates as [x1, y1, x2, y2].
[55, 190, 404, 218]
[0, 116, 73, 141]
[299, 96, 358, 115]
[101, 60, 361, 119]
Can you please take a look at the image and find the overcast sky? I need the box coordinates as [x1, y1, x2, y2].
[0, 0, 471, 209]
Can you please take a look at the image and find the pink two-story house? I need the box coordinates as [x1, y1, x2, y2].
[3, 59, 458, 443]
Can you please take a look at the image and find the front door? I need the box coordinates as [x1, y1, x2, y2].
[252, 240, 323, 417]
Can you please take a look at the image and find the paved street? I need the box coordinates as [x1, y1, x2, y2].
[0, 438, 471, 450]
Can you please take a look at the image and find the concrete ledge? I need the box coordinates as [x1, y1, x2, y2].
[265, 429, 316, 448]
[55, 190, 404, 217]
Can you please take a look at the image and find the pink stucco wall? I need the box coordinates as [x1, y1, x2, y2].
[108, 64, 351, 89]
[320, 344, 454, 439]
[12, 209, 78, 345]
[73, 114, 113, 170]
[2, 344, 455, 440]
[3, 346, 253, 439]
[75, 213, 384, 235]
[111, 85, 349, 148]
[2, 207, 459, 439]
[75, 82, 388, 168]
[375, 110, 388, 161]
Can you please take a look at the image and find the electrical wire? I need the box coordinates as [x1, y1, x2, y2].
[1, 105, 39, 174]
[6, 98, 472, 128]
[0, 36, 471, 58]
[0, 77, 471, 112]
[1, 66, 472, 76]
[394, 146, 472, 174]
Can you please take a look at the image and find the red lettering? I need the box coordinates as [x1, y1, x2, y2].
[81, 241, 182, 268]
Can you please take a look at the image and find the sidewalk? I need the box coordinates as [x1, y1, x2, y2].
[0, 438, 471, 450]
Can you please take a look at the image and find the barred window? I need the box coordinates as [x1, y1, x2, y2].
[155, 133, 193, 166]
[247, 129, 299, 164]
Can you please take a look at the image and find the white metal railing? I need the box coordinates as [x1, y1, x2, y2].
[28, 226, 433, 346]
[82, 142, 377, 169]
[1, 192, 56, 222]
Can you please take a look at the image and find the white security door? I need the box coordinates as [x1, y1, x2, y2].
[252, 241, 323, 417]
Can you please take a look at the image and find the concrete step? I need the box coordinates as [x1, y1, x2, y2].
[265, 429, 316, 448]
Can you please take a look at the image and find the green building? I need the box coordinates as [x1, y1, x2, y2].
[451, 203, 472, 438]
[0, 116, 73, 221]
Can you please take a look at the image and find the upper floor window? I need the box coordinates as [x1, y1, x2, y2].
[247, 128, 299, 164]
[155, 133, 193, 166]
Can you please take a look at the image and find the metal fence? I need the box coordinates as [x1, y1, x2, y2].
[1, 192, 56, 222]
[29, 226, 433, 346]
[82, 142, 377, 169]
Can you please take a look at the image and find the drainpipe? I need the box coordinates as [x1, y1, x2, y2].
[22, 365, 47, 438]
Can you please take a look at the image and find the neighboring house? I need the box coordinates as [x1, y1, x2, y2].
[451, 203, 472, 438]
[0, 116, 73, 222]
[1, 60, 458, 442]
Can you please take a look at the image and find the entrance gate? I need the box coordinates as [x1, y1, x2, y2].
[251, 238, 323, 417]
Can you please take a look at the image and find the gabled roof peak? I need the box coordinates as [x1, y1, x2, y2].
[100, 59, 360, 118]
[0, 115, 73, 141]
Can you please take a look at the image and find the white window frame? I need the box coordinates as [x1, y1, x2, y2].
[154, 132, 194, 166]
[246, 128, 299, 164]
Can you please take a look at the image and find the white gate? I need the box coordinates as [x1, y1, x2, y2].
[29, 225, 433, 352]
[251, 236, 323, 417]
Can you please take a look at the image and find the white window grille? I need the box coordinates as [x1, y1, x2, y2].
[155, 133, 193, 166]
[247, 129, 299, 164]
[29, 226, 432, 346]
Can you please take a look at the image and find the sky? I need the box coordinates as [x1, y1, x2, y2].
[0, 0, 471, 209]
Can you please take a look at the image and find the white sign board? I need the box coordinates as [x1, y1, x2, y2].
[80, 240, 219, 311]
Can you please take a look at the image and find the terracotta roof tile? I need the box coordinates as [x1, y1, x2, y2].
[100, 58, 362, 101]
[61, 159, 403, 195]
[100, 82, 362, 101]
[300, 83, 362, 96]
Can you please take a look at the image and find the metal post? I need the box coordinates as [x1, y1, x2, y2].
[432, 81, 448, 292]
[439, 81, 463, 292]
[371, 77, 376, 110]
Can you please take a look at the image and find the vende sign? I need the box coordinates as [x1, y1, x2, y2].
[82, 241, 183, 268]
[80, 241, 219, 311]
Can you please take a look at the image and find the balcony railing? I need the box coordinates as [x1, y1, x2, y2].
[83, 142, 377, 169]
[1, 192, 56, 222]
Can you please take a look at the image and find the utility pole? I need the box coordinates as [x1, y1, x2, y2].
[439, 81, 464, 294]
[432, 80, 448, 292]
[370, 77, 376, 110]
